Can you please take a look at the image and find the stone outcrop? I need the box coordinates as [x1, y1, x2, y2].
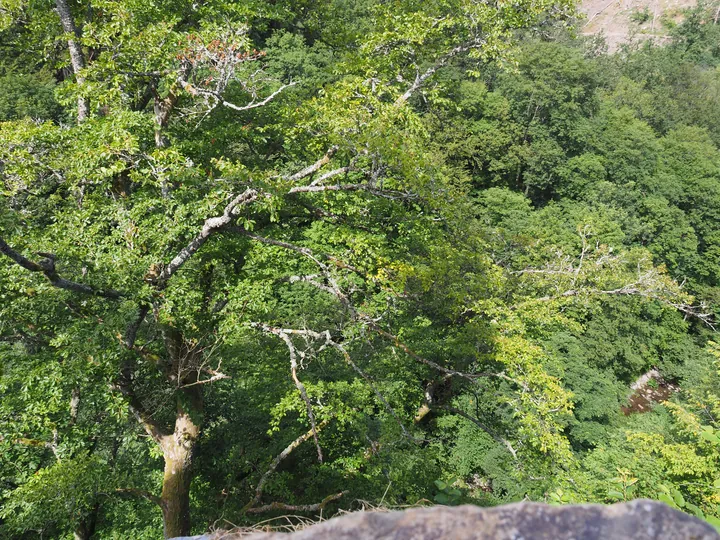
[176, 500, 719, 539]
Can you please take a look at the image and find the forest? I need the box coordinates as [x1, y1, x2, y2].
[1, 0, 720, 538]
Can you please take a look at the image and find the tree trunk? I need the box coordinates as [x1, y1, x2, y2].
[159, 387, 202, 538]
[73, 503, 98, 540]
[160, 442, 193, 538]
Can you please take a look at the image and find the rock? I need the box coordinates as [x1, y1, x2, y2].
[183, 500, 719, 539]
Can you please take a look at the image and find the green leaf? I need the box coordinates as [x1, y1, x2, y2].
[705, 516, 720, 532]
[671, 489, 686, 508]
[684, 503, 704, 518]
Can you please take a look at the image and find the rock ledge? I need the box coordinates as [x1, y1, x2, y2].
[179, 499, 720, 539]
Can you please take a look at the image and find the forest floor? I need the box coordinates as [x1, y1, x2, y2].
[579, 0, 698, 50]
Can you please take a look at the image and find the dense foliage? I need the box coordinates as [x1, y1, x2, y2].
[1, 0, 720, 538]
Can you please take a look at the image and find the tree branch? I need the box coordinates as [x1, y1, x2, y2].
[157, 188, 260, 284]
[395, 41, 477, 105]
[109, 378, 171, 444]
[284, 146, 338, 182]
[124, 304, 150, 348]
[435, 404, 517, 459]
[245, 491, 348, 514]
[178, 371, 230, 388]
[257, 325, 324, 463]
[288, 182, 413, 200]
[180, 80, 297, 113]
[244, 420, 331, 512]
[0, 237, 123, 299]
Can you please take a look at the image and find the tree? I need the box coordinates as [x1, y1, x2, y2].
[0, 0, 579, 537]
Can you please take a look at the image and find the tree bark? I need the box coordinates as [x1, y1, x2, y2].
[55, 0, 89, 121]
[159, 386, 202, 538]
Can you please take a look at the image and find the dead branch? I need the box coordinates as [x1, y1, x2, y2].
[181, 80, 297, 113]
[288, 182, 413, 200]
[245, 491, 348, 514]
[255, 324, 324, 463]
[309, 167, 351, 186]
[255, 325, 416, 441]
[395, 40, 479, 104]
[284, 146, 338, 181]
[244, 420, 331, 512]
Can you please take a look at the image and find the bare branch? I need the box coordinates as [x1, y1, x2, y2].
[0, 237, 123, 299]
[528, 287, 716, 330]
[157, 188, 260, 283]
[288, 182, 413, 200]
[182, 80, 297, 113]
[179, 371, 231, 388]
[244, 420, 331, 512]
[309, 167, 351, 186]
[255, 324, 324, 463]
[255, 325, 416, 441]
[284, 146, 338, 182]
[395, 41, 478, 105]
[245, 491, 348, 514]
[245, 234, 498, 386]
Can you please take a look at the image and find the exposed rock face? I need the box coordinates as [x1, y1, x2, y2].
[178, 500, 719, 539]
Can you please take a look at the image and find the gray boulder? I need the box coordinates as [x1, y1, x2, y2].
[180, 500, 720, 539]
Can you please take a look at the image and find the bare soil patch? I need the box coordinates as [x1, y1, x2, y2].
[579, 0, 698, 51]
